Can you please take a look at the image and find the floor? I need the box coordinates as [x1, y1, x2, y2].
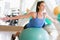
[0, 32, 12, 40]
[56, 23, 60, 40]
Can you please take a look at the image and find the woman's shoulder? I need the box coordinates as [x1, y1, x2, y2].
[29, 12, 37, 18]
[29, 12, 37, 15]
[30, 12, 37, 17]
[30, 12, 36, 14]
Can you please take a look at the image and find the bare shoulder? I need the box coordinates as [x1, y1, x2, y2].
[29, 12, 36, 18]
[29, 12, 36, 15]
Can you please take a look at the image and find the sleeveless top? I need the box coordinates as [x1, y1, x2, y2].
[26, 13, 45, 28]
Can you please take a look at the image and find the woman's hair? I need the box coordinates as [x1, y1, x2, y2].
[36, 1, 44, 12]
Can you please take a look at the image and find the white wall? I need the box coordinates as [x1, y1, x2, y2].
[0, 0, 20, 25]
[44, 0, 57, 18]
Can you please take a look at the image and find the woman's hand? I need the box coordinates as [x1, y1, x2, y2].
[45, 14, 59, 24]
[26, 8, 30, 13]
[0, 17, 10, 21]
[26, 8, 32, 13]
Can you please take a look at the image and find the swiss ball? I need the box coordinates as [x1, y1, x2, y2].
[57, 13, 60, 22]
[54, 6, 60, 15]
[45, 18, 52, 25]
[19, 28, 49, 40]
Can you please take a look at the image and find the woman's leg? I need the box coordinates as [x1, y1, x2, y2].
[44, 23, 59, 40]
[24, 24, 28, 29]
[42, 23, 45, 28]
[11, 32, 20, 40]
[11, 24, 27, 40]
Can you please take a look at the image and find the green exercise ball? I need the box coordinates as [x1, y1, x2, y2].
[45, 18, 52, 25]
[57, 13, 60, 22]
[19, 28, 49, 40]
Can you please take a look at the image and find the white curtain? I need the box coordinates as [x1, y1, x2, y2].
[44, 0, 57, 17]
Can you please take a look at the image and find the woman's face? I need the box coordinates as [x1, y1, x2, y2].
[38, 3, 45, 11]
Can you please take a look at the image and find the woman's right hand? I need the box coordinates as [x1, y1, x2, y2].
[0, 17, 10, 21]
[53, 19, 59, 24]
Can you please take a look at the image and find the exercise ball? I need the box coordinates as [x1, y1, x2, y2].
[57, 13, 60, 22]
[54, 6, 60, 15]
[45, 18, 52, 25]
[19, 28, 49, 40]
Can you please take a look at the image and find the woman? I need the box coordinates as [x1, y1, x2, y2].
[0, 1, 58, 40]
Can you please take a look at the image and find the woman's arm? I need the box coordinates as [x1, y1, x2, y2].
[45, 13, 58, 23]
[0, 12, 34, 21]
[10, 12, 32, 20]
